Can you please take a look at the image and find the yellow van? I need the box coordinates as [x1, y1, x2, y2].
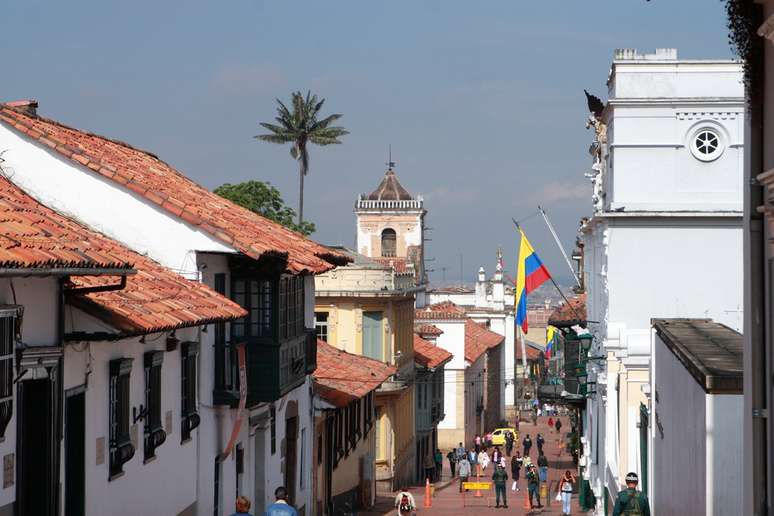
[491, 428, 518, 446]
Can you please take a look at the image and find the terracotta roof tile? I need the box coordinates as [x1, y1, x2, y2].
[415, 324, 443, 337]
[371, 256, 409, 273]
[0, 104, 349, 275]
[548, 294, 587, 328]
[0, 176, 246, 337]
[516, 341, 544, 361]
[313, 340, 396, 408]
[415, 301, 467, 320]
[413, 335, 452, 369]
[366, 170, 414, 201]
[465, 319, 503, 363]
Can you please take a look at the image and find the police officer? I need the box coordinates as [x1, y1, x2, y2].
[612, 472, 650, 516]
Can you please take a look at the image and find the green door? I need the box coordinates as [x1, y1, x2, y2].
[362, 312, 383, 361]
[639, 403, 648, 495]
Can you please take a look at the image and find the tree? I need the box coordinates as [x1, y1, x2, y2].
[256, 91, 348, 225]
[214, 180, 316, 236]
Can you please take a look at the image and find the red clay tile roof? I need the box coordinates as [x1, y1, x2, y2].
[415, 301, 467, 320]
[371, 256, 409, 273]
[0, 176, 247, 338]
[313, 340, 396, 408]
[415, 324, 443, 337]
[0, 104, 349, 275]
[465, 320, 504, 363]
[366, 170, 414, 201]
[0, 176, 134, 272]
[413, 335, 452, 369]
[548, 294, 587, 328]
[516, 341, 544, 361]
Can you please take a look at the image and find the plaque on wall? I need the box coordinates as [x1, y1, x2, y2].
[165, 410, 173, 435]
[3, 454, 13, 488]
[130, 424, 139, 449]
[96, 437, 105, 465]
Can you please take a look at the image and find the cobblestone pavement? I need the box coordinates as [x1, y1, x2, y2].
[361, 416, 588, 516]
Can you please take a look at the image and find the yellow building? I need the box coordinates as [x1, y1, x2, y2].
[315, 248, 421, 491]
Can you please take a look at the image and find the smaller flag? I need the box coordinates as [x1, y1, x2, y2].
[546, 325, 557, 360]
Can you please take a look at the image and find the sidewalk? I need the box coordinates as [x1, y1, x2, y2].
[361, 416, 589, 515]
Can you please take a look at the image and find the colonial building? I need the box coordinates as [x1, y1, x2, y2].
[0, 100, 348, 515]
[314, 249, 419, 490]
[415, 302, 504, 449]
[579, 49, 744, 512]
[0, 175, 244, 516]
[312, 340, 395, 515]
[355, 166, 427, 290]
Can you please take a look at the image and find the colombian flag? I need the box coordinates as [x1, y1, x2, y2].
[515, 228, 552, 333]
[546, 325, 558, 360]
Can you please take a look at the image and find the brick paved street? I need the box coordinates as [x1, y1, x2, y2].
[362, 417, 588, 516]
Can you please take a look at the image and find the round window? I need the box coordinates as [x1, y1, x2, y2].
[689, 128, 724, 162]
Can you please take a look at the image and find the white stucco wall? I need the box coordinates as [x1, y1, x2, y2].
[706, 393, 743, 516]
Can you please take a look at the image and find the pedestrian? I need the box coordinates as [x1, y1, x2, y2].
[474, 434, 482, 453]
[510, 452, 522, 492]
[478, 448, 490, 472]
[526, 464, 541, 509]
[446, 449, 457, 477]
[555, 418, 563, 435]
[492, 446, 502, 466]
[423, 453, 435, 483]
[548, 416, 554, 429]
[265, 487, 298, 516]
[536, 433, 545, 455]
[456, 441, 466, 462]
[492, 464, 509, 509]
[504, 430, 514, 456]
[537, 452, 549, 483]
[229, 496, 255, 516]
[394, 487, 416, 516]
[558, 470, 575, 516]
[612, 472, 651, 516]
[522, 434, 532, 457]
[434, 448, 443, 481]
[458, 453, 471, 493]
[485, 432, 493, 448]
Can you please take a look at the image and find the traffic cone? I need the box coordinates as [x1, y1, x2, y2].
[424, 478, 432, 507]
[474, 470, 483, 497]
[523, 489, 531, 509]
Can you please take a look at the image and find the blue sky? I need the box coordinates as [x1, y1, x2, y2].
[2, 0, 733, 284]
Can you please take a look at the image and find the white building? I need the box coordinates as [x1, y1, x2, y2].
[650, 319, 742, 516]
[580, 49, 744, 512]
[0, 100, 348, 515]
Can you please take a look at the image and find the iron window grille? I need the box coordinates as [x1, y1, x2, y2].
[109, 358, 135, 479]
[143, 351, 166, 461]
[181, 342, 200, 442]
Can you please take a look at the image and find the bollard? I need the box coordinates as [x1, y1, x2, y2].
[424, 478, 432, 507]
[540, 482, 549, 506]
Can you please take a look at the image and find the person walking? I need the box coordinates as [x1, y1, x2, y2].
[478, 448, 490, 472]
[526, 464, 541, 509]
[536, 433, 545, 455]
[446, 449, 457, 477]
[229, 496, 255, 516]
[510, 452, 522, 492]
[434, 448, 443, 481]
[537, 453, 549, 483]
[265, 487, 298, 516]
[612, 472, 651, 516]
[423, 453, 435, 483]
[474, 434, 482, 453]
[394, 487, 416, 516]
[492, 446, 503, 467]
[522, 434, 532, 457]
[469, 448, 479, 476]
[558, 470, 575, 516]
[456, 441, 466, 462]
[458, 453, 471, 493]
[504, 430, 514, 456]
[555, 418, 563, 435]
[492, 464, 509, 509]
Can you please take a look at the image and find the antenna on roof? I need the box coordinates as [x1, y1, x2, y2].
[386, 144, 395, 170]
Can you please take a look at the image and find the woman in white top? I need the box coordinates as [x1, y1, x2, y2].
[558, 470, 576, 515]
[478, 449, 490, 471]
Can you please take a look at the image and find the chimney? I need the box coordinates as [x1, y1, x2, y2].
[5, 99, 38, 117]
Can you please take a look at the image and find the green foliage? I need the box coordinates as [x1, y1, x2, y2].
[214, 180, 316, 236]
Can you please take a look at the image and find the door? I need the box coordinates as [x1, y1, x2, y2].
[362, 312, 383, 361]
[65, 390, 85, 516]
[17, 378, 57, 516]
[639, 403, 649, 495]
[285, 416, 298, 505]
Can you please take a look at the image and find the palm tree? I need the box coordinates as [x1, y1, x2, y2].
[256, 91, 348, 225]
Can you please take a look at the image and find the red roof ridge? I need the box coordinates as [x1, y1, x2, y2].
[413, 334, 453, 369]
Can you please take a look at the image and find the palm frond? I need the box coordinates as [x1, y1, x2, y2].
[308, 136, 344, 146]
[259, 122, 291, 135]
[309, 113, 342, 131]
[315, 126, 349, 139]
[256, 133, 295, 144]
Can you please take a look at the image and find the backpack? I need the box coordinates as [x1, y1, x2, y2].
[399, 493, 411, 511]
[623, 491, 642, 516]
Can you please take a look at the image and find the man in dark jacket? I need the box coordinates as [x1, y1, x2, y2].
[522, 434, 532, 457]
[612, 472, 650, 516]
[504, 430, 514, 456]
[536, 433, 545, 455]
[526, 464, 541, 509]
[492, 465, 509, 508]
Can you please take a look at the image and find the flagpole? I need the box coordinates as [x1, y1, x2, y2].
[511, 218, 585, 324]
[538, 206, 581, 287]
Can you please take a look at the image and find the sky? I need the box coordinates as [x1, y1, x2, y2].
[2, 1, 733, 286]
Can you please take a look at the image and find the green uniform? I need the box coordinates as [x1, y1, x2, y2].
[612, 487, 650, 516]
[492, 467, 508, 506]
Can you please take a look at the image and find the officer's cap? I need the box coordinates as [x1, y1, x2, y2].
[625, 472, 639, 483]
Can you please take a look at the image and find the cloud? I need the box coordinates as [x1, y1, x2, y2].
[532, 181, 589, 203]
[210, 63, 285, 97]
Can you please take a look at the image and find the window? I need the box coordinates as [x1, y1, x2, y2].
[270, 406, 277, 455]
[279, 276, 305, 340]
[0, 312, 15, 438]
[381, 228, 396, 257]
[181, 342, 200, 442]
[689, 127, 724, 162]
[317, 434, 323, 465]
[214, 274, 238, 396]
[362, 312, 383, 361]
[231, 277, 273, 340]
[314, 312, 329, 342]
[109, 358, 134, 479]
[300, 427, 306, 489]
[144, 351, 166, 461]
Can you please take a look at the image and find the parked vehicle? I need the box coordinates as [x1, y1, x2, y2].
[491, 428, 519, 446]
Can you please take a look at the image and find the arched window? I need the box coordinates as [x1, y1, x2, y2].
[381, 228, 396, 257]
